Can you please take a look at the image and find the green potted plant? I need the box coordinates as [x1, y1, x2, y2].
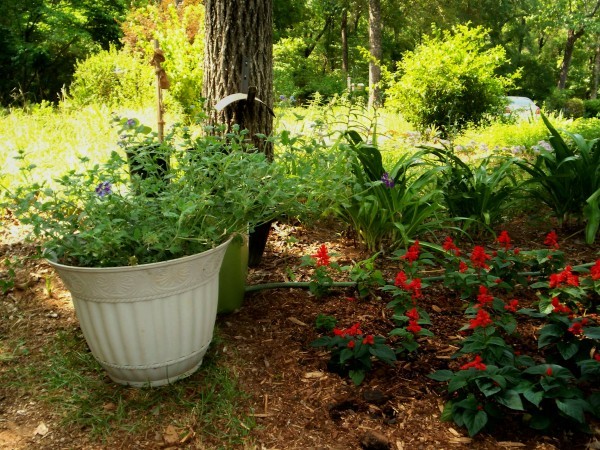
[5, 119, 296, 386]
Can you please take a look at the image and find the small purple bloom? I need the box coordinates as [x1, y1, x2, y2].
[279, 95, 287, 101]
[381, 172, 395, 188]
[95, 181, 112, 198]
[126, 118, 136, 128]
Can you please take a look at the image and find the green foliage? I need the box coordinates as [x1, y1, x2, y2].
[584, 100, 600, 118]
[273, 37, 346, 101]
[68, 45, 155, 108]
[333, 131, 447, 252]
[0, 0, 128, 105]
[563, 98, 585, 119]
[427, 147, 520, 232]
[4, 123, 302, 267]
[311, 322, 396, 385]
[387, 25, 514, 136]
[516, 115, 600, 243]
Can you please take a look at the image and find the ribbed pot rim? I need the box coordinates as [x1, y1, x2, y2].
[46, 236, 233, 274]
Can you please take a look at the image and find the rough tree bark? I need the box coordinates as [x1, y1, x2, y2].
[368, 0, 382, 109]
[557, 28, 585, 90]
[202, 0, 273, 158]
[341, 8, 348, 74]
[593, 39, 600, 99]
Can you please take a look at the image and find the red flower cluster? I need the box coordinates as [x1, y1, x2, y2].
[504, 299, 519, 313]
[544, 230, 559, 249]
[594, 354, 600, 362]
[394, 271, 422, 299]
[362, 335, 375, 345]
[459, 261, 469, 273]
[394, 271, 408, 288]
[406, 308, 421, 334]
[401, 240, 420, 264]
[568, 318, 589, 336]
[313, 244, 331, 267]
[469, 309, 493, 329]
[551, 297, 572, 314]
[442, 236, 461, 256]
[549, 266, 579, 288]
[470, 246, 491, 270]
[476, 285, 494, 307]
[545, 367, 553, 376]
[460, 355, 487, 371]
[333, 322, 362, 337]
[497, 231, 512, 250]
[591, 260, 600, 281]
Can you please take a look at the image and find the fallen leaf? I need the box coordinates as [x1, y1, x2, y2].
[432, 305, 442, 313]
[303, 371, 325, 379]
[287, 317, 308, 327]
[163, 425, 180, 446]
[33, 423, 48, 437]
[498, 442, 526, 447]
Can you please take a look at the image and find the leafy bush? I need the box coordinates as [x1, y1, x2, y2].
[333, 131, 447, 252]
[517, 115, 600, 244]
[563, 98, 585, 119]
[427, 147, 520, 232]
[584, 99, 600, 118]
[273, 37, 346, 101]
[68, 46, 155, 108]
[386, 25, 514, 136]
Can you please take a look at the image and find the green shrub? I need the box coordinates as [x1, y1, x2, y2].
[584, 100, 600, 118]
[68, 46, 155, 108]
[386, 25, 514, 136]
[543, 88, 571, 114]
[563, 98, 585, 119]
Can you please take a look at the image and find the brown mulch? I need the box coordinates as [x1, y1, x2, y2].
[1, 213, 600, 449]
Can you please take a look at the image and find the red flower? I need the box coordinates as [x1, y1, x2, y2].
[497, 231, 512, 250]
[594, 354, 600, 362]
[551, 297, 572, 314]
[347, 340, 356, 349]
[442, 236, 461, 256]
[460, 355, 487, 371]
[407, 278, 423, 299]
[514, 247, 520, 255]
[334, 322, 363, 337]
[549, 266, 579, 288]
[568, 321, 583, 335]
[459, 261, 468, 273]
[545, 366, 553, 376]
[313, 244, 331, 267]
[406, 308, 420, 321]
[407, 320, 422, 334]
[476, 285, 494, 307]
[362, 335, 375, 345]
[401, 240, 420, 264]
[544, 230, 559, 249]
[504, 299, 519, 313]
[591, 260, 600, 281]
[394, 271, 408, 289]
[469, 309, 493, 329]
[470, 246, 491, 270]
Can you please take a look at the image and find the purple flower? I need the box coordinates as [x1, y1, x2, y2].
[95, 181, 112, 198]
[279, 95, 287, 101]
[126, 118, 136, 128]
[381, 172, 395, 188]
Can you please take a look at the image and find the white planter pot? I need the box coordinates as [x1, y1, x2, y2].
[48, 238, 231, 387]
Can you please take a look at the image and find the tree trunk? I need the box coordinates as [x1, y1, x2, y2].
[592, 39, 600, 99]
[203, 0, 274, 267]
[202, 0, 273, 158]
[368, 0, 382, 109]
[558, 28, 585, 90]
[341, 8, 348, 74]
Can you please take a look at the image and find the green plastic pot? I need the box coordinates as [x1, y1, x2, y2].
[218, 233, 249, 314]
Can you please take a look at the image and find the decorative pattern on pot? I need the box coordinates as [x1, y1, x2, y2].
[48, 238, 232, 387]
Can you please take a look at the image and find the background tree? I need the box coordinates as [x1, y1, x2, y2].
[368, 0, 382, 109]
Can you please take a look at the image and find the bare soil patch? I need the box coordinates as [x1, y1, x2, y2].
[1, 213, 599, 449]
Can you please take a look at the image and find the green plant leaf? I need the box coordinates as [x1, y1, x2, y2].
[463, 409, 488, 436]
[349, 369, 366, 385]
[496, 390, 524, 411]
[428, 370, 454, 382]
[557, 341, 579, 360]
[556, 399, 587, 424]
